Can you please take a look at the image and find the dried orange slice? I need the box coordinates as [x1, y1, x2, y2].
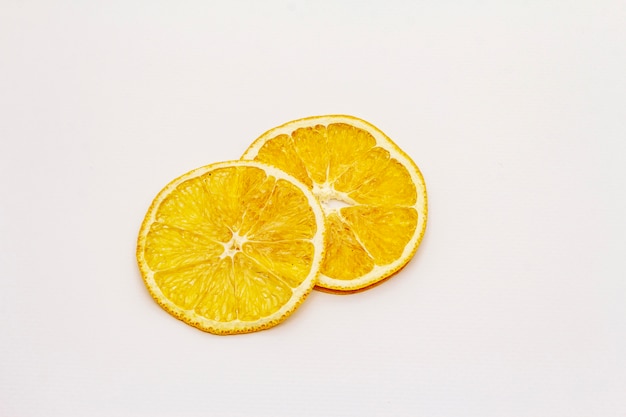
[136, 161, 325, 334]
[242, 115, 427, 292]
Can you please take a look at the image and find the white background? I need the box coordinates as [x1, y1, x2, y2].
[1, 1, 625, 416]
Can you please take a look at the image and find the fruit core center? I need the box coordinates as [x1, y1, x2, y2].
[323, 198, 351, 211]
[221, 232, 246, 258]
[313, 182, 352, 214]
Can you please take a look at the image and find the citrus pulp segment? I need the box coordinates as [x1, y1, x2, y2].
[136, 161, 326, 334]
[242, 115, 427, 292]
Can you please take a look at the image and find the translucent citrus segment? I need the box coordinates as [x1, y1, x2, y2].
[242, 115, 427, 292]
[320, 213, 375, 280]
[337, 152, 418, 206]
[193, 258, 237, 322]
[137, 161, 326, 334]
[245, 179, 318, 241]
[331, 146, 382, 190]
[340, 205, 418, 265]
[292, 125, 329, 184]
[155, 177, 232, 243]
[243, 240, 315, 288]
[252, 134, 313, 188]
[144, 223, 224, 271]
[232, 253, 294, 321]
[199, 164, 274, 231]
[327, 123, 377, 182]
[154, 260, 226, 313]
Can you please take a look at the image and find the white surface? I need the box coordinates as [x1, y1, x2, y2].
[1, 1, 625, 416]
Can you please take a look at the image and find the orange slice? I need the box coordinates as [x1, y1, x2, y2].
[136, 161, 326, 334]
[242, 115, 427, 292]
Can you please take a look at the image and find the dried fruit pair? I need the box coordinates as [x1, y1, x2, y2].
[136, 115, 427, 334]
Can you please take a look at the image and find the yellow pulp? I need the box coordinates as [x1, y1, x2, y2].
[252, 123, 419, 281]
[143, 165, 318, 322]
